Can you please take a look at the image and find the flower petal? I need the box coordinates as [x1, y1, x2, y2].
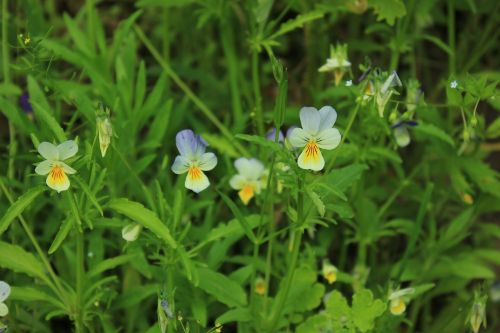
[176, 129, 197, 157]
[171, 155, 190, 174]
[299, 107, 320, 134]
[199, 152, 217, 171]
[35, 160, 54, 175]
[234, 158, 264, 180]
[238, 185, 255, 205]
[0, 281, 10, 303]
[318, 106, 337, 131]
[229, 174, 246, 190]
[61, 162, 77, 175]
[394, 126, 410, 147]
[38, 142, 58, 160]
[297, 143, 325, 171]
[316, 128, 341, 150]
[57, 140, 78, 160]
[46, 166, 70, 192]
[0, 302, 8, 316]
[185, 167, 209, 193]
[287, 128, 310, 148]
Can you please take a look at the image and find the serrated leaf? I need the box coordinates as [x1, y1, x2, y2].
[0, 186, 46, 236]
[351, 289, 386, 332]
[195, 267, 247, 308]
[414, 123, 455, 146]
[370, 0, 406, 25]
[306, 188, 326, 217]
[269, 10, 325, 39]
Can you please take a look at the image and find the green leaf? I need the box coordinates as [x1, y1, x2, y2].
[486, 116, 500, 139]
[321, 164, 368, 193]
[195, 267, 247, 308]
[0, 242, 50, 284]
[48, 217, 74, 254]
[108, 198, 177, 248]
[305, 188, 326, 217]
[0, 186, 46, 236]
[216, 308, 252, 325]
[218, 192, 258, 244]
[31, 101, 67, 142]
[235, 134, 282, 152]
[414, 123, 455, 147]
[73, 176, 103, 216]
[88, 254, 138, 277]
[370, 0, 407, 25]
[10, 286, 67, 310]
[269, 10, 325, 39]
[351, 289, 386, 332]
[63, 13, 93, 56]
[282, 267, 325, 314]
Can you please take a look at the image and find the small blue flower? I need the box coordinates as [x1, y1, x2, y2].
[450, 80, 458, 89]
[171, 129, 217, 193]
[345, 80, 353, 87]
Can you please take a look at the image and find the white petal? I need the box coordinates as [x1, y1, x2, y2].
[122, 223, 142, 242]
[0, 282, 10, 303]
[61, 162, 77, 175]
[299, 107, 320, 134]
[57, 140, 78, 160]
[394, 127, 410, 147]
[234, 158, 264, 180]
[185, 168, 209, 193]
[297, 145, 325, 171]
[318, 106, 337, 131]
[316, 128, 341, 150]
[229, 174, 246, 190]
[199, 152, 217, 171]
[0, 302, 8, 316]
[171, 155, 190, 174]
[288, 128, 310, 148]
[35, 160, 54, 175]
[38, 142, 58, 160]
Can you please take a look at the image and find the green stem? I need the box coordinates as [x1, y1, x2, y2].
[264, 180, 304, 332]
[326, 103, 360, 172]
[252, 50, 264, 136]
[0, 180, 66, 302]
[134, 25, 249, 157]
[2, 0, 16, 180]
[75, 230, 85, 333]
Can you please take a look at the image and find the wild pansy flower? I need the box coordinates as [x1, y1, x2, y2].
[388, 287, 415, 315]
[122, 223, 142, 242]
[171, 129, 217, 193]
[468, 291, 487, 333]
[319, 44, 351, 86]
[322, 260, 338, 284]
[229, 158, 265, 205]
[265, 128, 285, 143]
[376, 71, 402, 117]
[35, 140, 78, 193]
[391, 120, 418, 147]
[0, 281, 10, 317]
[96, 104, 113, 157]
[288, 106, 341, 171]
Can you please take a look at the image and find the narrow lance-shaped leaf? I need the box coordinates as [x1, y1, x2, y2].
[0, 186, 46, 236]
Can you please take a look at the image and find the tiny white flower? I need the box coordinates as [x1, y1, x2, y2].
[288, 106, 341, 171]
[450, 80, 458, 89]
[171, 129, 217, 193]
[0, 281, 11, 317]
[35, 140, 78, 192]
[345, 80, 353, 87]
[229, 158, 265, 205]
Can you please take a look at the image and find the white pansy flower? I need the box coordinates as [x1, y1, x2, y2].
[288, 106, 341, 171]
[388, 287, 415, 315]
[171, 129, 217, 193]
[229, 158, 265, 205]
[35, 140, 78, 192]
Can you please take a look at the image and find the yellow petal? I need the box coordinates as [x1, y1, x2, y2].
[238, 185, 254, 205]
[186, 167, 209, 193]
[390, 298, 406, 315]
[46, 165, 70, 192]
[324, 271, 337, 284]
[298, 140, 325, 171]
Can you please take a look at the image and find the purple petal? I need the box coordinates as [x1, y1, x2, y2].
[266, 128, 285, 143]
[176, 129, 198, 157]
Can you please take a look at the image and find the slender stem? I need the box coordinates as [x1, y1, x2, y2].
[0, 181, 66, 301]
[2, 0, 16, 180]
[326, 103, 360, 172]
[134, 25, 249, 156]
[252, 50, 264, 136]
[75, 230, 85, 333]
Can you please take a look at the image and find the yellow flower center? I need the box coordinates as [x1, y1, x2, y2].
[324, 270, 337, 284]
[390, 298, 406, 315]
[188, 166, 202, 180]
[49, 165, 65, 184]
[238, 184, 255, 205]
[304, 139, 320, 161]
[255, 281, 265, 295]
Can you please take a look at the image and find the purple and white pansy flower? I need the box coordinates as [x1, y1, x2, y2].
[171, 129, 217, 193]
[288, 106, 341, 171]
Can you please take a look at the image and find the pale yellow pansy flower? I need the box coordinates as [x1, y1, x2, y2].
[35, 140, 78, 192]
